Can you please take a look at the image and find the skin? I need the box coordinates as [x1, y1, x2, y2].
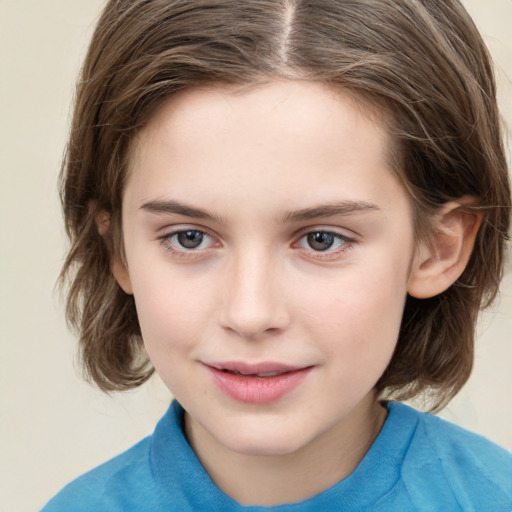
[112, 80, 477, 506]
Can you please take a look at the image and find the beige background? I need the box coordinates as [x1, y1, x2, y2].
[0, 1, 511, 511]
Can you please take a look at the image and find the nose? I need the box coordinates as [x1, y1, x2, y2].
[219, 251, 290, 340]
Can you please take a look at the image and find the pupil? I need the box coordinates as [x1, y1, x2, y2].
[307, 232, 334, 251]
[177, 230, 203, 249]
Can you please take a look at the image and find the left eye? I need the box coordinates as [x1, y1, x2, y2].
[299, 231, 350, 252]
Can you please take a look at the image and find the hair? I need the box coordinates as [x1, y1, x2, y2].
[60, 0, 510, 409]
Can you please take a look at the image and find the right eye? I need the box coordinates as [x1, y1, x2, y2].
[175, 230, 207, 249]
[159, 229, 216, 253]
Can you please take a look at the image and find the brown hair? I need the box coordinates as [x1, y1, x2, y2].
[60, 0, 511, 409]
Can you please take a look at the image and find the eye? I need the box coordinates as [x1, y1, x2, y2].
[305, 232, 336, 251]
[175, 230, 206, 249]
[296, 230, 354, 254]
[159, 228, 216, 253]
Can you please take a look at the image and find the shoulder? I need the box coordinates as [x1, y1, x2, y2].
[40, 436, 164, 512]
[389, 402, 512, 512]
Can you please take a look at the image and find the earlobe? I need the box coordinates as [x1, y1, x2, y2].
[407, 199, 482, 299]
[111, 259, 133, 295]
[94, 210, 133, 295]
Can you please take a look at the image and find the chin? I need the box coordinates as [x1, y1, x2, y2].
[218, 423, 314, 457]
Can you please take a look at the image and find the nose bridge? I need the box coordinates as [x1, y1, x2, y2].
[220, 245, 289, 339]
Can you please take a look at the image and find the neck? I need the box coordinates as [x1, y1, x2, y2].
[184, 393, 387, 506]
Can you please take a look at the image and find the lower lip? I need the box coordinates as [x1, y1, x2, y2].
[206, 366, 312, 404]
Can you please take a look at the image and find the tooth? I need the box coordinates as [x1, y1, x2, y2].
[256, 371, 282, 377]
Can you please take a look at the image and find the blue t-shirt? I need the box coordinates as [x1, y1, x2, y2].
[41, 401, 512, 511]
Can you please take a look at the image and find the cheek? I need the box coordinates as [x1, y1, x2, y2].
[300, 259, 409, 361]
[132, 281, 212, 391]
[129, 265, 215, 354]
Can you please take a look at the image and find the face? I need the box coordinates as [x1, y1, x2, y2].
[119, 81, 418, 457]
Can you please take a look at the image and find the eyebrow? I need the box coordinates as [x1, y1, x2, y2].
[281, 201, 380, 223]
[140, 199, 379, 224]
[140, 199, 225, 223]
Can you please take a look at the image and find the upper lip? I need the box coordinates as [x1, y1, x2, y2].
[205, 361, 310, 375]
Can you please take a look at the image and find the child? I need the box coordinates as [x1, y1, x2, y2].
[42, 0, 511, 510]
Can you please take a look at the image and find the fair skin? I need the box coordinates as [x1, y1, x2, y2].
[107, 81, 480, 506]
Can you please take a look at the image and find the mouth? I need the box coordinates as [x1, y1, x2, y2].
[204, 361, 313, 404]
[221, 369, 289, 377]
[208, 361, 304, 375]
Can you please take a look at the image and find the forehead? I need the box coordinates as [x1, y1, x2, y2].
[125, 81, 406, 219]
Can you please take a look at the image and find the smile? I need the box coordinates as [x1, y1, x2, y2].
[204, 362, 313, 404]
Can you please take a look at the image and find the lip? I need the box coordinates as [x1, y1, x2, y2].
[204, 361, 313, 404]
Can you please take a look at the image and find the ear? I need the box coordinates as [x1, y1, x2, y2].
[407, 199, 482, 299]
[95, 210, 133, 295]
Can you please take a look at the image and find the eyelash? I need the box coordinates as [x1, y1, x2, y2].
[157, 227, 356, 261]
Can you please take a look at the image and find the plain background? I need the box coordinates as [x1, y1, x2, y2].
[0, 1, 511, 511]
